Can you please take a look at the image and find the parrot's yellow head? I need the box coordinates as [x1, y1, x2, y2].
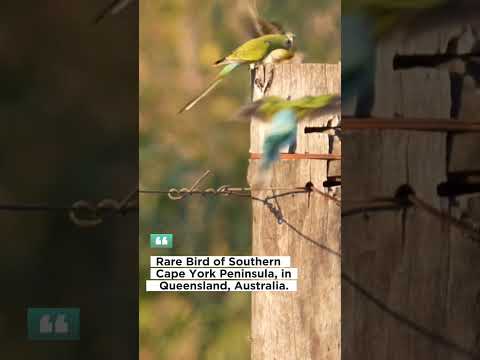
[284, 32, 296, 49]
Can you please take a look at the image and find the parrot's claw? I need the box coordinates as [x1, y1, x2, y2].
[254, 77, 264, 90]
[261, 67, 275, 94]
[253, 64, 274, 95]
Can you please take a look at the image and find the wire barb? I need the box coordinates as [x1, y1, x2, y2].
[2, 172, 478, 239]
[342, 185, 480, 243]
[342, 117, 480, 132]
[69, 197, 137, 228]
[407, 193, 480, 242]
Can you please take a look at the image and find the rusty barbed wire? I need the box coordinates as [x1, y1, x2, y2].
[342, 186, 480, 243]
[0, 170, 340, 227]
[139, 170, 340, 205]
[69, 197, 138, 228]
[312, 184, 341, 205]
[0, 170, 478, 239]
[342, 117, 480, 132]
[407, 193, 480, 241]
[0, 200, 138, 228]
[341, 272, 478, 359]
[342, 198, 405, 217]
[299, 118, 480, 133]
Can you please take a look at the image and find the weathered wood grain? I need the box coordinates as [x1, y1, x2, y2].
[248, 64, 341, 360]
[343, 24, 480, 360]
[450, 76, 480, 172]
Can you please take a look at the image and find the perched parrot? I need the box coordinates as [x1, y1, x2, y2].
[179, 32, 296, 113]
[342, 0, 480, 115]
[243, 1, 303, 64]
[237, 95, 340, 169]
[94, 0, 134, 24]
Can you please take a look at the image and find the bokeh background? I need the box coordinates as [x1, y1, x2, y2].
[140, 1, 340, 359]
[0, 1, 137, 359]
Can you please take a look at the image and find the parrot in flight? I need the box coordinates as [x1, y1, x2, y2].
[237, 95, 340, 169]
[237, 95, 341, 121]
[261, 109, 298, 170]
[178, 32, 296, 113]
[94, 0, 134, 24]
[343, 0, 480, 115]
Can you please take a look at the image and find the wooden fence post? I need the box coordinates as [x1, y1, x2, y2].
[247, 63, 341, 360]
[343, 25, 480, 359]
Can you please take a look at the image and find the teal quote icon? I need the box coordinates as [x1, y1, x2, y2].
[27, 308, 80, 341]
[150, 233, 173, 248]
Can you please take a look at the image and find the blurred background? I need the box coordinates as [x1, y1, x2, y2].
[140, 0, 340, 359]
[0, 1, 137, 359]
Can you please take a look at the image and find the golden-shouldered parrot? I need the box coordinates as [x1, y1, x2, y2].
[179, 32, 295, 113]
[237, 95, 340, 169]
[237, 95, 341, 121]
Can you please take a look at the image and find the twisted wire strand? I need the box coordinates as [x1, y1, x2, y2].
[1, 169, 478, 239]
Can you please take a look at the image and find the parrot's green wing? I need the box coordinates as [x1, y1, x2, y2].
[290, 95, 337, 109]
[235, 96, 287, 120]
[243, 1, 301, 64]
[219, 34, 289, 64]
[236, 95, 340, 121]
[291, 95, 341, 118]
[305, 96, 341, 118]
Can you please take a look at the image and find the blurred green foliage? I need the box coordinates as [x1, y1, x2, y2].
[140, 1, 339, 359]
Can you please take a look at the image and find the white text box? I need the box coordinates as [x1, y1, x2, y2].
[150, 256, 290, 268]
[150, 267, 298, 280]
[146, 280, 297, 292]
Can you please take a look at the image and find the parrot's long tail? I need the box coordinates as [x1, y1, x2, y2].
[178, 63, 239, 113]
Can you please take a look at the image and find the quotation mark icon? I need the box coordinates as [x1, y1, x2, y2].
[28, 308, 80, 341]
[39, 314, 69, 334]
[150, 233, 173, 248]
